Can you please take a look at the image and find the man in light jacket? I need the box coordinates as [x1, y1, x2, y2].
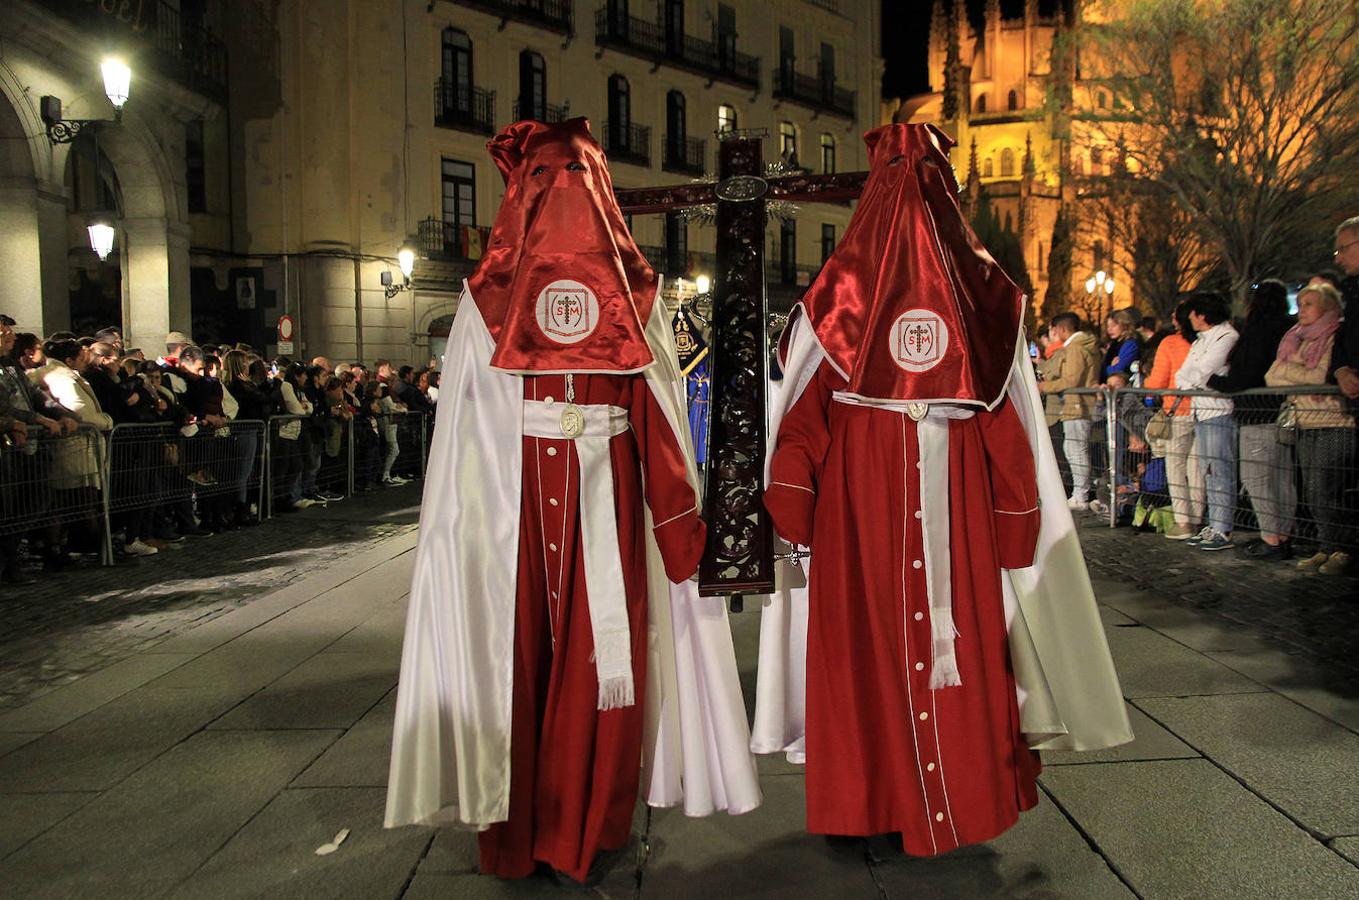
[1039, 312, 1101, 509]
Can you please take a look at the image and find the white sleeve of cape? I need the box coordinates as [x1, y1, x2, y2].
[751, 314, 1133, 757]
[384, 283, 761, 831]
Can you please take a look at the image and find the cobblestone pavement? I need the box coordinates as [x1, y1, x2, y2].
[0, 485, 421, 710]
[1077, 514, 1359, 679]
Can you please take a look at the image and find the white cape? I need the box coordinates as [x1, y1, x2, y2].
[753, 314, 1132, 755]
[386, 283, 762, 830]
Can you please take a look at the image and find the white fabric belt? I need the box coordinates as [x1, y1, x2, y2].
[523, 399, 635, 710]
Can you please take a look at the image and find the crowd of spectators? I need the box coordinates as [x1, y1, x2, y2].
[1036, 216, 1359, 577]
[0, 319, 439, 586]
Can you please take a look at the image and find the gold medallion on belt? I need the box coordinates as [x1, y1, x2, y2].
[560, 404, 585, 438]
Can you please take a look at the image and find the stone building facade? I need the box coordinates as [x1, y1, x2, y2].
[896, 0, 1137, 325]
[238, 0, 883, 365]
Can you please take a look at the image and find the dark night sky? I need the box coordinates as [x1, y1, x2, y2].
[881, 0, 1063, 99]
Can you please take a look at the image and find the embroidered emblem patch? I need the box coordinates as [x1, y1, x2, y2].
[890, 309, 949, 372]
[536, 280, 599, 344]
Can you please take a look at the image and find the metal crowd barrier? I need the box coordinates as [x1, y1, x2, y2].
[1, 423, 109, 561]
[3, 403, 436, 568]
[1046, 383, 1357, 552]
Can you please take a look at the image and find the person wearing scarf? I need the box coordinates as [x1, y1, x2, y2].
[759, 123, 1129, 854]
[384, 118, 760, 885]
[1266, 282, 1354, 575]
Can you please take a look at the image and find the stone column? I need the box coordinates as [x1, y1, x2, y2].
[118, 218, 193, 351]
[0, 174, 44, 332]
[35, 182, 70, 334]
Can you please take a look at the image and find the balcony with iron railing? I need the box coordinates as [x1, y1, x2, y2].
[594, 6, 760, 90]
[774, 64, 857, 119]
[418, 217, 488, 264]
[48, 0, 228, 100]
[434, 79, 497, 134]
[603, 120, 651, 167]
[663, 135, 706, 176]
[512, 98, 572, 123]
[441, 0, 574, 34]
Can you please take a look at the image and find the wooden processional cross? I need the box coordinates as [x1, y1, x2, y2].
[615, 133, 867, 602]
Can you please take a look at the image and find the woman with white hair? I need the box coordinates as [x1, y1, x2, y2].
[1266, 282, 1354, 575]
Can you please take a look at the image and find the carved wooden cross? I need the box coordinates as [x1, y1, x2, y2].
[616, 134, 867, 599]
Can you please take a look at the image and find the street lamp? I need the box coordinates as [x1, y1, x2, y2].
[384, 240, 421, 299]
[101, 58, 132, 113]
[1086, 269, 1115, 298]
[87, 219, 116, 261]
[41, 57, 134, 143]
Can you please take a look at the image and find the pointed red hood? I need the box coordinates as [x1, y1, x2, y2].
[469, 118, 657, 373]
[796, 123, 1024, 407]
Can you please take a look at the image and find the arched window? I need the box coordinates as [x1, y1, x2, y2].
[976, 93, 988, 113]
[1000, 147, 1015, 177]
[1008, 89, 1019, 111]
[518, 50, 546, 121]
[820, 133, 836, 174]
[983, 157, 994, 178]
[1097, 90, 1108, 109]
[717, 104, 738, 134]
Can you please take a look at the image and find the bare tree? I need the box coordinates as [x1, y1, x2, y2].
[1065, 0, 1359, 312]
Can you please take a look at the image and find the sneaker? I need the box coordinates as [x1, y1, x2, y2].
[1088, 499, 1109, 517]
[1240, 539, 1293, 561]
[1067, 497, 1088, 511]
[1165, 523, 1196, 540]
[1196, 530, 1233, 551]
[294, 498, 316, 509]
[1296, 552, 1329, 572]
[318, 491, 344, 502]
[125, 539, 159, 557]
[1184, 526, 1214, 547]
[1320, 551, 1353, 576]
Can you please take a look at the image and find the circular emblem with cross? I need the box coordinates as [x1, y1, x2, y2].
[890, 309, 949, 373]
[536, 279, 600, 345]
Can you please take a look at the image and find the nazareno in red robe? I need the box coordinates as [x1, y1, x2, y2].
[480, 372, 704, 879]
[466, 119, 705, 880]
[762, 123, 1043, 852]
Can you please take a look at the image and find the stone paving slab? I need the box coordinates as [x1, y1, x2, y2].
[0, 491, 419, 710]
[1335, 838, 1359, 867]
[402, 873, 570, 899]
[1206, 648, 1359, 734]
[2, 729, 340, 899]
[1136, 693, 1359, 837]
[0, 683, 244, 792]
[208, 651, 398, 731]
[0, 730, 42, 757]
[0, 650, 196, 733]
[1094, 586, 1278, 655]
[641, 774, 879, 898]
[1100, 621, 1267, 698]
[0, 791, 96, 858]
[1042, 702, 1199, 765]
[168, 787, 431, 900]
[872, 793, 1133, 899]
[293, 690, 396, 789]
[1079, 521, 1359, 677]
[1041, 758, 1359, 899]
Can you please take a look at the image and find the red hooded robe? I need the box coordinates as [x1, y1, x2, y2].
[762, 123, 1045, 850]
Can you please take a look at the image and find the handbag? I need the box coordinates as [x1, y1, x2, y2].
[1276, 400, 1298, 446]
[1144, 395, 1183, 443]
